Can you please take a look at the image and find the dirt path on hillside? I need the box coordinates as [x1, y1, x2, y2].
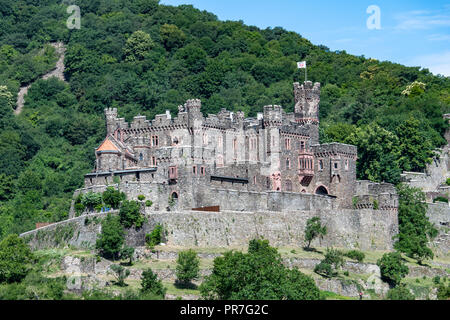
[15, 42, 66, 115]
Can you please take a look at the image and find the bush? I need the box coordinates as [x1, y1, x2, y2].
[119, 200, 145, 229]
[437, 284, 450, 300]
[377, 252, 409, 287]
[433, 276, 441, 285]
[96, 214, 125, 260]
[386, 285, 415, 300]
[446, 178, 450, 186]
[141, 269, 167, 298]
[344, 250, 365, 263]
[200, 239, 322, 300]
[145, 200, 153, 207]
[110, 264, 130, 287]
[314, 262, 333, 278]
[102, 187, 126, 209]
[0, 234, 33, 284]
[146, 225, 163, 248]
[81, 192, 103, 211]
[176, 250, 200, 285]
[138, 195, 146, 201]
[121, 246, 135, 266]
[433, 196, 448, 203]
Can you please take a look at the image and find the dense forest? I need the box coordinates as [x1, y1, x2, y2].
[0, 0, 449, 239]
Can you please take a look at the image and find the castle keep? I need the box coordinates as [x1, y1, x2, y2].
[77, 81, 398, 213]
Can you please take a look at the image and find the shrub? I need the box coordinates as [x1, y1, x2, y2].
[437, 284, 450, 300]
[433, 196, 448, 203]
[377, 252, 409, 287]
[81, 192, 103, 211]
[141, 269, 167, 298]
[102, 187, 126, 209]
[145, 200, 153, 207]
[386, 285, 415, 300]
[314, 262, 334, 278]
[446, 178, 450, 186]
[146, 225, 163, 248]
[138, 195, 146, 201]
[433, 276, 441, 285]
[119, 200, 145, 229]
[0, 235, 33, 284]
[176, 250, 200, 285]
[344, 250, 365, 263]
[110, 264, 130, 287]
[200, 239, 321, 300]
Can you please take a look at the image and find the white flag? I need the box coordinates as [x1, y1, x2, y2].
[297, 61, 307, 69]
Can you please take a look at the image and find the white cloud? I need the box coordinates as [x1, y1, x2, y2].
[408, 51, 450, 77]
[395, 9, 450, 30]
[427, 33, 450, 41]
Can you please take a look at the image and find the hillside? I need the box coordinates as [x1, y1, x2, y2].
[0, 0, 450, 239]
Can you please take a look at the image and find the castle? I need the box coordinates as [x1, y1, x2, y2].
[76, 81, 398, 214]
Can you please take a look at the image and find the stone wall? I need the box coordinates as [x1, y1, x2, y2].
[21, 209, 398, 251]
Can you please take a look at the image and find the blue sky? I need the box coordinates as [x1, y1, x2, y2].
[161, 0, 450, 76]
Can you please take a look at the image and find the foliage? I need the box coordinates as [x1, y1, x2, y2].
[119, 200, 145, 229]
[176, 249, 200, 285]
[124, 31, 153, 62]
[386, 285, 415, 300]
[81, 192, 103, 211]
[344, 250, 365, 263]
[437, 284, 450, 300]
[304, 217, 327, 249]
[95, 214, 125, 260]
[0, 234, 33, 284]
[120, 246, 135, 266]
[146, 224, 163, 248]
[314, 248, 345, 278]
[377, 252, 409, 287]
[102, 187, 126, 209]
[110, 264, 130, 287]
[200, 239, 321, 300]
[145, 200, 153, 207]
[433, 196, 448, 203]
[141, 268, 167, 298]
[446, 178, 450, 186]
[395, 185, 438, 264]
[137, 195, 146, 201]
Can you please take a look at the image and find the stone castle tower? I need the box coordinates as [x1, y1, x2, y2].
[294, 81, 321, 145]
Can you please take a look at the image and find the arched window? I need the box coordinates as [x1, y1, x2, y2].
[315, 186, 329, 195]
[139, 153, 143, 161]
[286, 158, 291, 169]
[217, 155, 224, 167]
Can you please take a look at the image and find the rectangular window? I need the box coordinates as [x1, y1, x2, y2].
[300, 141, 305, 151]
[201, 166, 206, 175]
[193, 166, 197, 175]
[169, 166, 178, 179]
[319, 160, 324, 171]
[151, 136, 159, 147]
[151, 157, 157, 166]
[285, 138, 291, 150]
[345, 159, 349, 171]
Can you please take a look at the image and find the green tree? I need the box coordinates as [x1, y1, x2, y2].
[394, 184, 438, 264]
[124, 30, 153, 62]
[304, 217, 327, 249]
[146, 224, 163, 248]
[377, 252, 409, 287]
[141, 268, 167, 298]
[121, 246, 135, 266]
[344, 250, 365, 263]
[96, 214, 125, 260]
[81, 192, 103, 211]
[160, 24, 186, 50]
[200, 239, 321, 300]
[176, 249, 200, 286]
[119, 200, 145, 229]
[0, 234, 33, 284]
[102, 187, 126, 209]
[346, 124, 402, 184]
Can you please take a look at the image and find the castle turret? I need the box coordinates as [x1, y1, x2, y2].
[294, 81, 321, 144]
[105, 108, 118, 136]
